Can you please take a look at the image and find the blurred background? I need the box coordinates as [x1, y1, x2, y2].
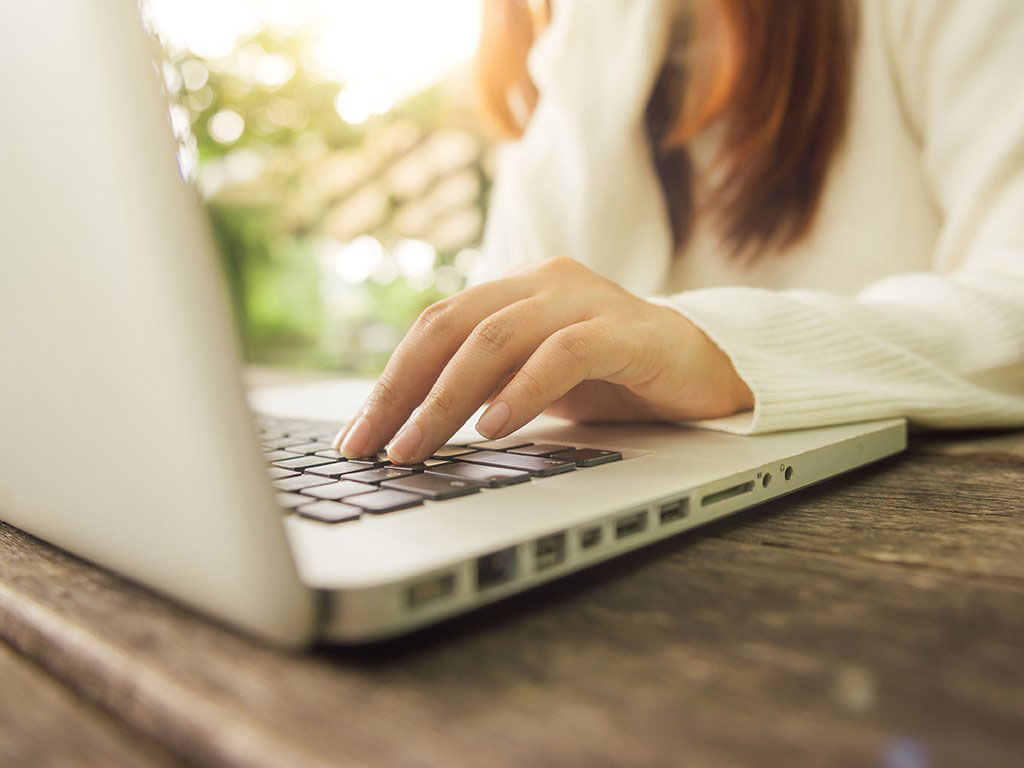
[141, 0, 492, 374]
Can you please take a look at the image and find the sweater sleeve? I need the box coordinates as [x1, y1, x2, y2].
[652, 0, 1024, 434]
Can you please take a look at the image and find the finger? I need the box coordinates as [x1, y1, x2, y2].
[384, 297, 586, 463]
[333, 278, 531, 457]
[475, 320, 631, 439]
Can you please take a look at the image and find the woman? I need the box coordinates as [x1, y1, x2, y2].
[335, 0, 1024, 465]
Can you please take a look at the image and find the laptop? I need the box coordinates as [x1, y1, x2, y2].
[0, 3, 906, 646]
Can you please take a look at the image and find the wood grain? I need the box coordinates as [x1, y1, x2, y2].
[0, 639, 183, 767]
[0, 430, 1022, 768]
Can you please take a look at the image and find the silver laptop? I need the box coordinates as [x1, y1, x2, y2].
[0, 3, 906, 646]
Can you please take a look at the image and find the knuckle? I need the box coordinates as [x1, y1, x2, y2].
[471, 316, 515, 356]
[422, 388, 458, 418]
[554, 329, 590, 366]
[415, 298, 457, 337]
[515, 367, 548, 400]
[366, 372, 402, 408]
[544, 256, 578, 274]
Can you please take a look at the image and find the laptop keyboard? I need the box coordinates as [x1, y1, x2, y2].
[256, 415, 623, 525]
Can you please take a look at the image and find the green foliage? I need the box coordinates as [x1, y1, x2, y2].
[186, 31, 358, 160]
[157, 24, 483, 372]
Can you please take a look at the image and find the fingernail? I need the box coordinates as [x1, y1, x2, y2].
[332, 419, 354, 450]
[388, 421, 422, 463]
[339, 415, 371, 458]
[476, 401, 510, 438]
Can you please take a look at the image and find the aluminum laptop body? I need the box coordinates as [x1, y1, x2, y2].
[0, 3, 906, 646]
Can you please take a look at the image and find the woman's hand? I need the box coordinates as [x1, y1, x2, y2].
[333, 257, 753, 464]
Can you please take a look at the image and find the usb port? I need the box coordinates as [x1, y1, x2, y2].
[615, 511, 647, 539]
[580, 526, 602, 549]
[476, 547, 518, 590]
[659, 499, 688, 524]
[534, 532, 566, 571]
[407, 572, 455, 608]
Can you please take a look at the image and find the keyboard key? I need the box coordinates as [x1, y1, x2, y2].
[458, 450, 575, 477]
[296, 501, 362, 524]
[306, 460, 369, 478]
[272, 455, 336, 471]
[509, 443, 574, 457]
[273, 474, 335, 492]
[423, 458, 452, 467]
[345, 466, 420, 484]
[432, 444, 475, 458]
[275, 419, 326, 431]
[286, 441, 334, 454]
[276, 492, 309, 510]
[550, 448, 623, 467]
[263, 436, 310, 449]
[467, 437, 534, 451]
[426, 462, 531, 488]
[381, 473, 480, 500]
[388, 462, 432, 471]
[263, 449, 304, 462]
[268, 467, 299, 480]
[348, 452, 391, 467]
[345, 489, 424, 514]
[314, 449, 346, 461]
[301, 480, 375, 501]
[272, 422, 315, 436]
[288, 427, 338, 440]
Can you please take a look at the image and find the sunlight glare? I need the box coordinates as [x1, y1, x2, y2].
[144, 0, 481, 122]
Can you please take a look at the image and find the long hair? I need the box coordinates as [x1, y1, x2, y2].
[477, 0, 858, 259]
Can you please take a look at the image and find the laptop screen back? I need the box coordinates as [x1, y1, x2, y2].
[0, 2, 316, 645]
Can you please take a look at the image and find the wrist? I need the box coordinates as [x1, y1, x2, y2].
[652, 302, 755, 418]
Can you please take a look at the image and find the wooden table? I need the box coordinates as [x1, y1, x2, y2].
[1, 428, 1022, 767]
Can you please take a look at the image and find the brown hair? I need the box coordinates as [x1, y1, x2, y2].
[477, 0, 858, 258]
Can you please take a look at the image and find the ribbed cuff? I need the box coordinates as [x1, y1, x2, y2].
[649, 286, 1024, 434]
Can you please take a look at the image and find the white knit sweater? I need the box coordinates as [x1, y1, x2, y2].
[472, 0, 1024, 434]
